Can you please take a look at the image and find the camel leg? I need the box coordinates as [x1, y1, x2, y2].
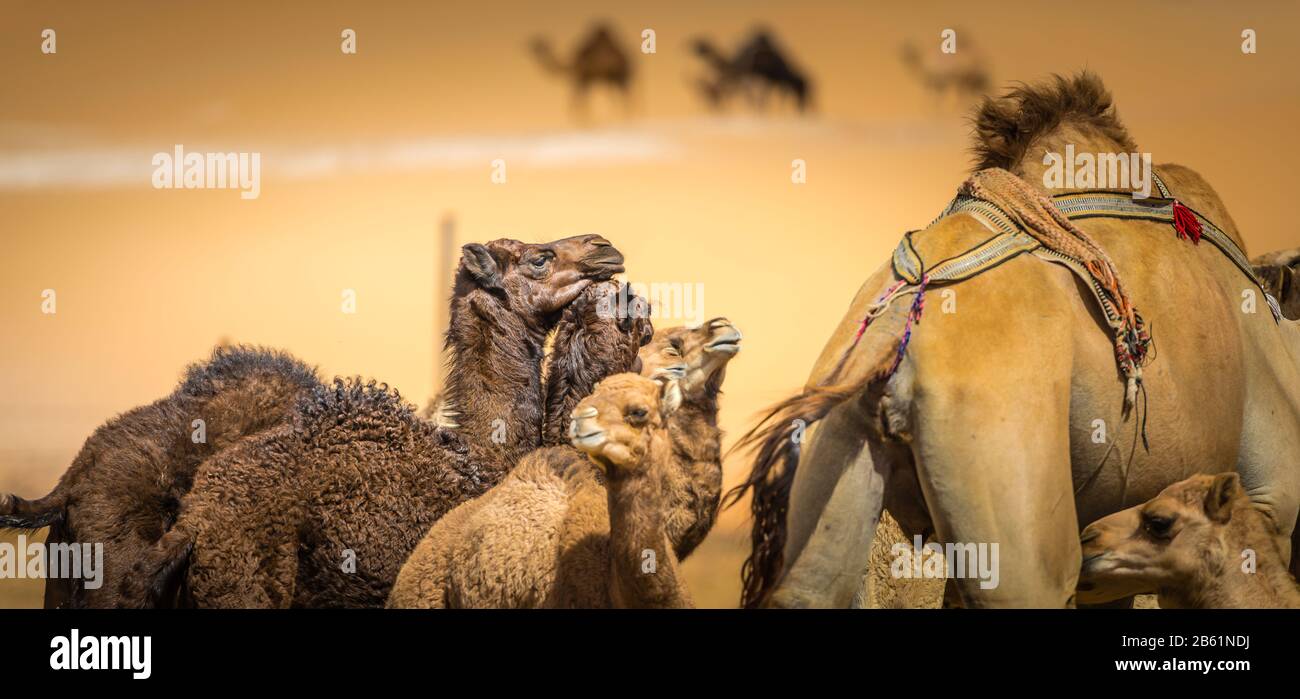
[767, 398, 899, 608]
[1236, 374, 1300, 570]
[909, 362, 1079, 607]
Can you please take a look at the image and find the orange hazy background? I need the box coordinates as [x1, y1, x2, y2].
[2, 0, 1297, 607]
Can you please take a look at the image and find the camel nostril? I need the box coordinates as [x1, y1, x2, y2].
[709, 318, 731, 328]
[572, 406, 598, 420]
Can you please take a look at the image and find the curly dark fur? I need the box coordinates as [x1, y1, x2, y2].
[971, 71, 1136, 173]
[120, 376, 496, 608]
[542, 281, 654, 446]
[128, 236, 625, 608]
[177, 345, 321, 399]
[1, 345, 321, 608]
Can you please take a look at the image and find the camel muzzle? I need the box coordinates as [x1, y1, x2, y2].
[579, 250, 625, 279]
[568, 408, 607, 449]
[705, 322, 743, 354]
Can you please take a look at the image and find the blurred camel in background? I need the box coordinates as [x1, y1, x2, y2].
[691, 29, 812, 113]
[900, 35, 991, 109]
[530, 22, 634, 119]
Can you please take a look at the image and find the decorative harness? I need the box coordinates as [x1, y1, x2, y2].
[857, 168, 1281, 442]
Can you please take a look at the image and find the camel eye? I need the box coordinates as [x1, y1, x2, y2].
[1143, 513, 1175, 539]
[625, 406, 649, 424]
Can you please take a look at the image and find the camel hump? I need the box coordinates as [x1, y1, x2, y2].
[294, 377, 427, 447]
[972, 71, 1136, 173]
[176, 344, 321, 398]
[1151, 162, 1245, 249]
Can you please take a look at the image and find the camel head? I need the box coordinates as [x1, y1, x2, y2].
[569, 374, 681, 475]
[456, 234, 624, 328]
[639, 319, 741, 401]
[1077, 473, 1245, 604]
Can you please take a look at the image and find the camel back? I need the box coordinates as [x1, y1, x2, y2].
[898, 170, 1275, 310]
[898, 169, 1279, 404]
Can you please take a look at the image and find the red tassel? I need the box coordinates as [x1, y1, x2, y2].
[1172, 200, 1202, 244]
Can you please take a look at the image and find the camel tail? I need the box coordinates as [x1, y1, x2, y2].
[0, 490, 66, 531]
[723, 377, 874, 609]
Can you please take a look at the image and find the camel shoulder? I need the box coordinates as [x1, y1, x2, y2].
[906, 210, 1011, 266]
[1156, 162, 1245, 253]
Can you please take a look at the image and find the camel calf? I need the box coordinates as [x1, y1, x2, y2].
[1078, 473, 1300, 609]
[387, 320, 741, 608]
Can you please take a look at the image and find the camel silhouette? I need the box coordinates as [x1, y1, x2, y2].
[530, 22, 633, 119]
[691, 29, 811, 113]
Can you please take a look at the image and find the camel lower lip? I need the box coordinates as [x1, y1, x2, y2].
[572, 431, 606, 447]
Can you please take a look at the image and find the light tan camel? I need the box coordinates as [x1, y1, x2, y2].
[1079, 473, 1300, 608]
[386, 320, 741, 608]
[730, 72, 1300, 608]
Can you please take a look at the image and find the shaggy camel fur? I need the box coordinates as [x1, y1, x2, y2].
[124, 236, 634, 608]
[1079, 473, 1300, 608]
[541, 281, 654, 447]
[386, 320, 741, 608]
[731, 72, 1300, 608]
[0, 346, 320, 608]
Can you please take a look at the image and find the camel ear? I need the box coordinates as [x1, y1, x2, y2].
[461, 244, 502, 290]
[1204, 472, 1241, 524]
[658, 378, 683, 417]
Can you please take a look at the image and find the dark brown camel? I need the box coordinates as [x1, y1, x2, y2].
[530, 23, 633, 117]
[691, 29, 811, 113]
[0, 346, 321, 608]
[123, 236, 645, 608]
[541, 280, 654, 448]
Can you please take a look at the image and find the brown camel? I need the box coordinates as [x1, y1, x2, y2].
[529, 23, 633, 117]
[540, 281, 655, 448]
[900, 37, 991, 107]
[0, 346, 321, 608]
[691, 29, 811, 113]
[1079, 473, 1300, 608]
[386, 320, 741, 608]
[123, 236, 637, 608]
[729, 72, 1300, 608]
[1253, 247, 1300, 320]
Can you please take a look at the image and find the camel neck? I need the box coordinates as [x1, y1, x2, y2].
[669, 399, 720, 460]
[664, 399, 723, 560]
[604, 436, 684, 607]
[1164, 510, 1300, 609]
[442, 290, 548, 462]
